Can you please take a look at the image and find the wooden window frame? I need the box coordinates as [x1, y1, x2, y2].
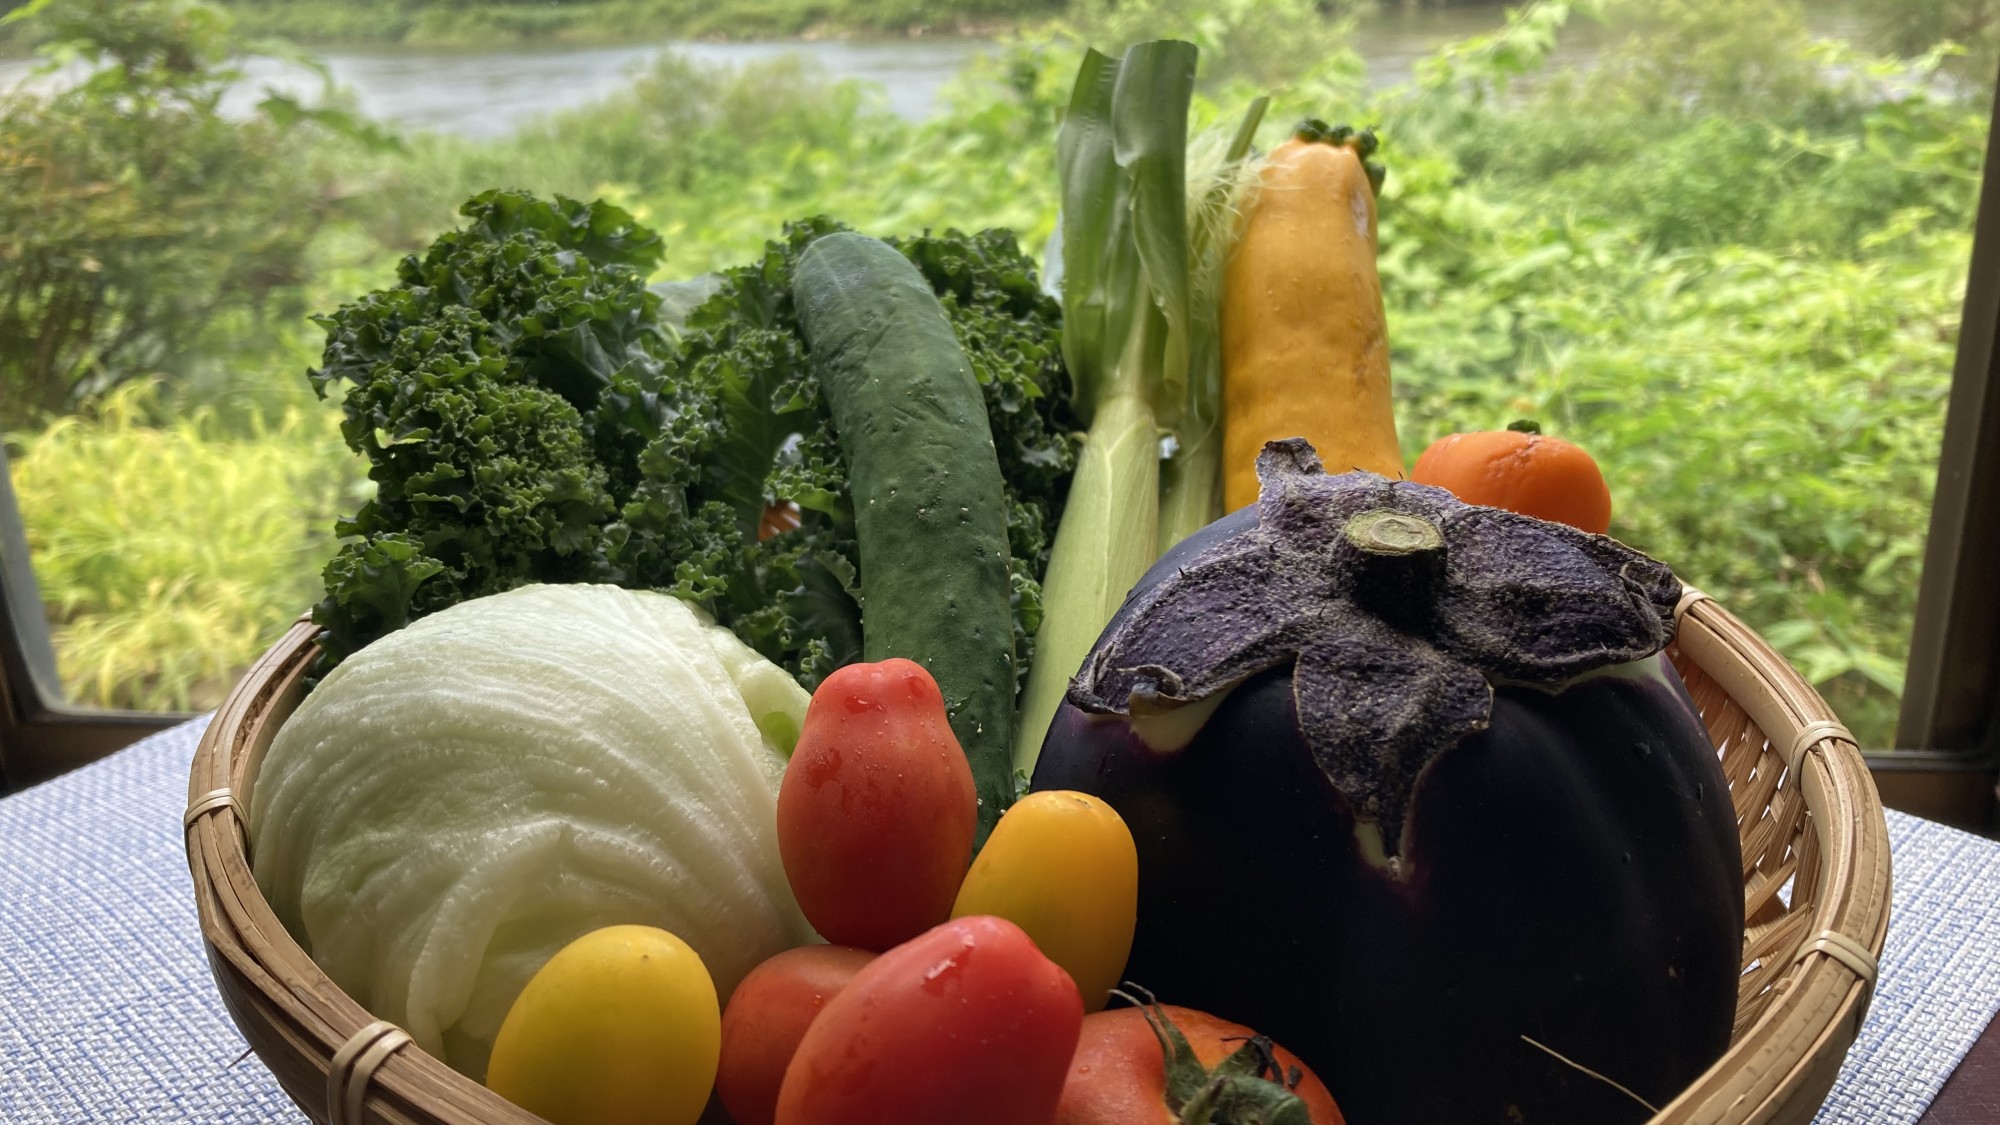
[1876, 74, 2000, 835]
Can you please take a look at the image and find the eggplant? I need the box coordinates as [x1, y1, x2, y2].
[1031, 440, 1742, 1125]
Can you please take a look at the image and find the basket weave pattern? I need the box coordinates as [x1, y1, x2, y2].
[186, 592, 1891, 1125]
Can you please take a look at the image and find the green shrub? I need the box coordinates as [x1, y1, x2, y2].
[6, 383, 363, 710]
[1580, 0, 1823, 116]
[0, 0, 342, 430]
[1857, 0, 2000, 94]
[208, 0, 1067, 44]
[1433, 14, 1987, 259]
[346, 47, 1063, 278]
[4, 0, 1977, 748]
[1381, 197, 1961, 745]
[1367, 0, 1976, 746]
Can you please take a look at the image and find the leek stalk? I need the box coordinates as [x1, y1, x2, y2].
[1014, 40, 1197, 774]
[1158, 95, 1270, 554]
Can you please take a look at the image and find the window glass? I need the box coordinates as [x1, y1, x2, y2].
[0, 0, 1983, 748]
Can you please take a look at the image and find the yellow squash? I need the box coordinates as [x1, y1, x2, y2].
[1221, 121, 1401, 510]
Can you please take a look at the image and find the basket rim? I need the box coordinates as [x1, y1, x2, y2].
[186, 614, 545, 1125]
[184, 593, 1892, 1125]
[1647, 590, 1892, 1125]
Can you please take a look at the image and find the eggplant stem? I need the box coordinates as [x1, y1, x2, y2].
[1344, 509, 1444, 557]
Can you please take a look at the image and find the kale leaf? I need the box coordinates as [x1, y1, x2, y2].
[612, 217, 1077, 691]
[309, 194, 1075, 695]
[309, 191, 669, 667]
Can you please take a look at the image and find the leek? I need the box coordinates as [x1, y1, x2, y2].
[1015, 41, 1198, 774]
[1158, 95, 1270, 554]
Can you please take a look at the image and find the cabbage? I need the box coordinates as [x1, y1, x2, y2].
[250, 584, 816, 1079]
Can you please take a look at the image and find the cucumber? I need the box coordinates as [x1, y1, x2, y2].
[791, 231, 1017, 839]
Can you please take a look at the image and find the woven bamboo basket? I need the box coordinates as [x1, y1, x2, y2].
[185, 586, 1891, 1125]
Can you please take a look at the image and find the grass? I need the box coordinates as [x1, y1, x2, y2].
[5, 382, 364, 710]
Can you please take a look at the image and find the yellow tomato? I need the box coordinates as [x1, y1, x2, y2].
[950, 790, 1138, 1012]
[487, 925, 721, 1125]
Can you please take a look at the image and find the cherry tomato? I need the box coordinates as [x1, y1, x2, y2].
[1058, 1003, 1346, 1125]
[776, 658, 976, 951]
[773, 916, 1084, 1125]
[486, 925, 721, 1125]
[951, 789, 1137, 1012]
[715, 945, 875, 1125]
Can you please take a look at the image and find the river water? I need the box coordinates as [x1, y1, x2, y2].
[0, 5, 1876, 138]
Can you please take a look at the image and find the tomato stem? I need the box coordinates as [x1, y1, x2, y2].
[1114, 985, 1315, 1125]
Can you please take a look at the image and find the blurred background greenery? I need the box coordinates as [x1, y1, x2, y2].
[0, 0, 1983, 744]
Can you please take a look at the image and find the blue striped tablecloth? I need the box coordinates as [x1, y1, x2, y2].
[3, 716, 1997, 1123]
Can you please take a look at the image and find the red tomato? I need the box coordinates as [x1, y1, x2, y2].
[716, 945, 874, 1125]
[773, 916, 1084, 1125]
[775, 658, 976, 951]
[1057, 1004, 1345, 1125]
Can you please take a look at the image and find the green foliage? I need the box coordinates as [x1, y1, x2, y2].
[5, 382, 360, 710]
[1581, 0, 1822, 116]
[1366, 0, 1978, 746]
[1441, 90, 1986, 257]
[205, 0, 1064, 45]
[309, 194, 1074, 691]
[342, 0, 1375, 282]
[308, 190, 669, 666]
[1063, 0, 1365, 88]
[0, 0, 343, 430]
[333, 47, 1064, 281]
[1379, 178, 1961, 742]
[1857, 0, 2000, 94]
[8, 0, 1979, 750]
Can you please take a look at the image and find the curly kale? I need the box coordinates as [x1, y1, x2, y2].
[613, 216, 1077, 691]
[309, 193, 1075, 694]
[308, 191, 670, 666]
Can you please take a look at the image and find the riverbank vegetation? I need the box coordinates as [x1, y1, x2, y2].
[2, 0, 1985, 742]
[0, 0, 1065, 47]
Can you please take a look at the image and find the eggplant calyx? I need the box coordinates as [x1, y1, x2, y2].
[1068, 438, 1681, 853]
[1117, 987, 1313, 1125]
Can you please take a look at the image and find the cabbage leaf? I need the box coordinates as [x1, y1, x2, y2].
[250, 584, 816, 1080]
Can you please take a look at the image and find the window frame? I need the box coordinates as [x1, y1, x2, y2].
[1871, 69, 2000, 836]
